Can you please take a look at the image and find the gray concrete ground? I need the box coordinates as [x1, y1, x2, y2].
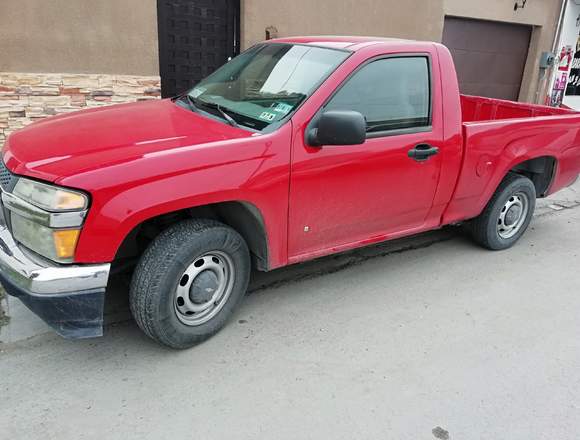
[0, 181, 579, 439]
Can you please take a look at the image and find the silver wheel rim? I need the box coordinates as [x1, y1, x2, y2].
[173, 251, 235, 326]
[497, 191, 529, 239]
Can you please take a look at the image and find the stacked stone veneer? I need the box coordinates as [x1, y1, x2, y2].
[0, 72, 161, 148]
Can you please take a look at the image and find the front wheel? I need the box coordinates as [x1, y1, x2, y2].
[130, 219, 250, 349]
[470, 173, 536, 250]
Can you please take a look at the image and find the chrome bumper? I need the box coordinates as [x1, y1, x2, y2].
[0, 224, 111, 338]
[0, 224, 110, 294]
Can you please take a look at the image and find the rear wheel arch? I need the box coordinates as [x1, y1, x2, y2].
[470, 172, 536, 250]
[460, 155, 556, 225]
[508, 155, 557, 197]
[114, 200, 270, 272]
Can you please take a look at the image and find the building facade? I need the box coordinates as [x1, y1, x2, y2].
[547, 0, 580, 109]
[0, 0, 566, 148]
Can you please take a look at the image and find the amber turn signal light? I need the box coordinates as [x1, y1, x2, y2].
[52, 229, 81, 260]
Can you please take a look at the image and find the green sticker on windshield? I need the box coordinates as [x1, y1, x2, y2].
[191, 87, 205, 98]
[273, 102, 293, 115]
[258, 111, 277, 122]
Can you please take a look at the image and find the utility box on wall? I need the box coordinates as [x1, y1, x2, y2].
[540, 51, 556, 69]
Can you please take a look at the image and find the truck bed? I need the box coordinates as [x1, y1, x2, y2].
[460, 94, 575, 123]
[443, 94, 580, 226]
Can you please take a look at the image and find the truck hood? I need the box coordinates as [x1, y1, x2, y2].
[3, 99, 253, 183]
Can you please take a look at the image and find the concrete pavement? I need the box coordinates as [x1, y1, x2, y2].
[1, 190, 580, 439]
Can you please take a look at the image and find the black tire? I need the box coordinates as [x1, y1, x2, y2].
[470, 173, 536, 250]
[129, 219, 250, 349]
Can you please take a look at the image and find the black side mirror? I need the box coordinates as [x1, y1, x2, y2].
[308, 110, 366, 147]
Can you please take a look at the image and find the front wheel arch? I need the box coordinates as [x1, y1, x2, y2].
[129, 218, 251, 348]
[113, 200, 270, 272]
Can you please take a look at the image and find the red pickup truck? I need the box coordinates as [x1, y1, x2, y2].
[1, 37, 579, 348]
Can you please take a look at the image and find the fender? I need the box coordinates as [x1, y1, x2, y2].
[65, 124, 293, 268]
[552, 144, 580, 191]
[442, 114, 580, 224]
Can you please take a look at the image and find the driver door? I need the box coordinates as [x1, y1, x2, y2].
[288, 54, 444, 260]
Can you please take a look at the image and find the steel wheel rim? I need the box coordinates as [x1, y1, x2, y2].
[497, 191, 529, 239]
[173, 251, 235, 326]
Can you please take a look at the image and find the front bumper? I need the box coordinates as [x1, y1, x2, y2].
[0, 224, 110, 338]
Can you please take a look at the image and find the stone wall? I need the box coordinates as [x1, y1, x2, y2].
[0, 73, 161, 148]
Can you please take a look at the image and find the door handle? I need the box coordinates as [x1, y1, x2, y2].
[408, 144, 439, 162]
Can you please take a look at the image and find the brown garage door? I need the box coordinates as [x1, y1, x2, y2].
[442, 17, 532, 101]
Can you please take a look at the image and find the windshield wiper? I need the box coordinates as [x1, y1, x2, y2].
[192, 98, 240, 128]
[214, 104, 240, 128]
[184, 94, 198, 112]
[176, 93, 198, 112]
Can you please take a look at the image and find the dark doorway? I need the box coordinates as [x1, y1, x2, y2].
[442, 16, 532, 101]
[157, 0, 240, 98]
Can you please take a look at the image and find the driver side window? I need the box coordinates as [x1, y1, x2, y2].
[324, 56, 431, 134]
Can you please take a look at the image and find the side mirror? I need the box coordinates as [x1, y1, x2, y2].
[308, 110, 366, 146]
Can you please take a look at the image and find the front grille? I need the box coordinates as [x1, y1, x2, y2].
[0, 160, 11, 186]
[0, 160, 17, 192]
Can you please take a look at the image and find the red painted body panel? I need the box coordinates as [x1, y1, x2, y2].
[2, 36, 580, 269]
[287, 42, 450, 262]
[442, 92, 580, 224]
[461, 94, 575, 122]
[4, 100, 292, 267]
[4, 100, 253, 181]
[442, 114, 580, 224]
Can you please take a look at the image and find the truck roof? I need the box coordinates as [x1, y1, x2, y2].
[266, 36, 428, 51]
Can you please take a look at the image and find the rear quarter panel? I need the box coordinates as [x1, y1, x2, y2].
[443, 115, 580, 224]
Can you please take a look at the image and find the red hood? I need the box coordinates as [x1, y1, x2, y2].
[3, 99, 252, 183]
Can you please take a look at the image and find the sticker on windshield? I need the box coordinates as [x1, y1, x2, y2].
[190, 87, 206, 98]
[258, 111, 277, 122]
[272, 102, 293, 115]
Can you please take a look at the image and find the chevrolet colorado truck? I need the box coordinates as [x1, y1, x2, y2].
[1, 37, 580, 348]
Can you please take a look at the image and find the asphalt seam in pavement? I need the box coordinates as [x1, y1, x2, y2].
[0, 288, 8, 330]
[536, 199, 580, 217]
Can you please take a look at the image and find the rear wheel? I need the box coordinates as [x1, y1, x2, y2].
[130, 219, 250, 349]
[470, 173, 536, 250]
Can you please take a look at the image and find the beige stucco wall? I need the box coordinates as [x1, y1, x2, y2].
[242, 0, 564, 103]
[241, 0, 444, 47]
[0, 0, 159, 76]
[0, 0, 564, 102]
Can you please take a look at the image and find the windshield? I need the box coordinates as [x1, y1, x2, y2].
[182, 43, 350, 131]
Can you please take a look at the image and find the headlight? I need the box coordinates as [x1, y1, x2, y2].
[4, 178, 88, 263]
[11, 215, 81, 262]
[13, 178, 88, 211]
